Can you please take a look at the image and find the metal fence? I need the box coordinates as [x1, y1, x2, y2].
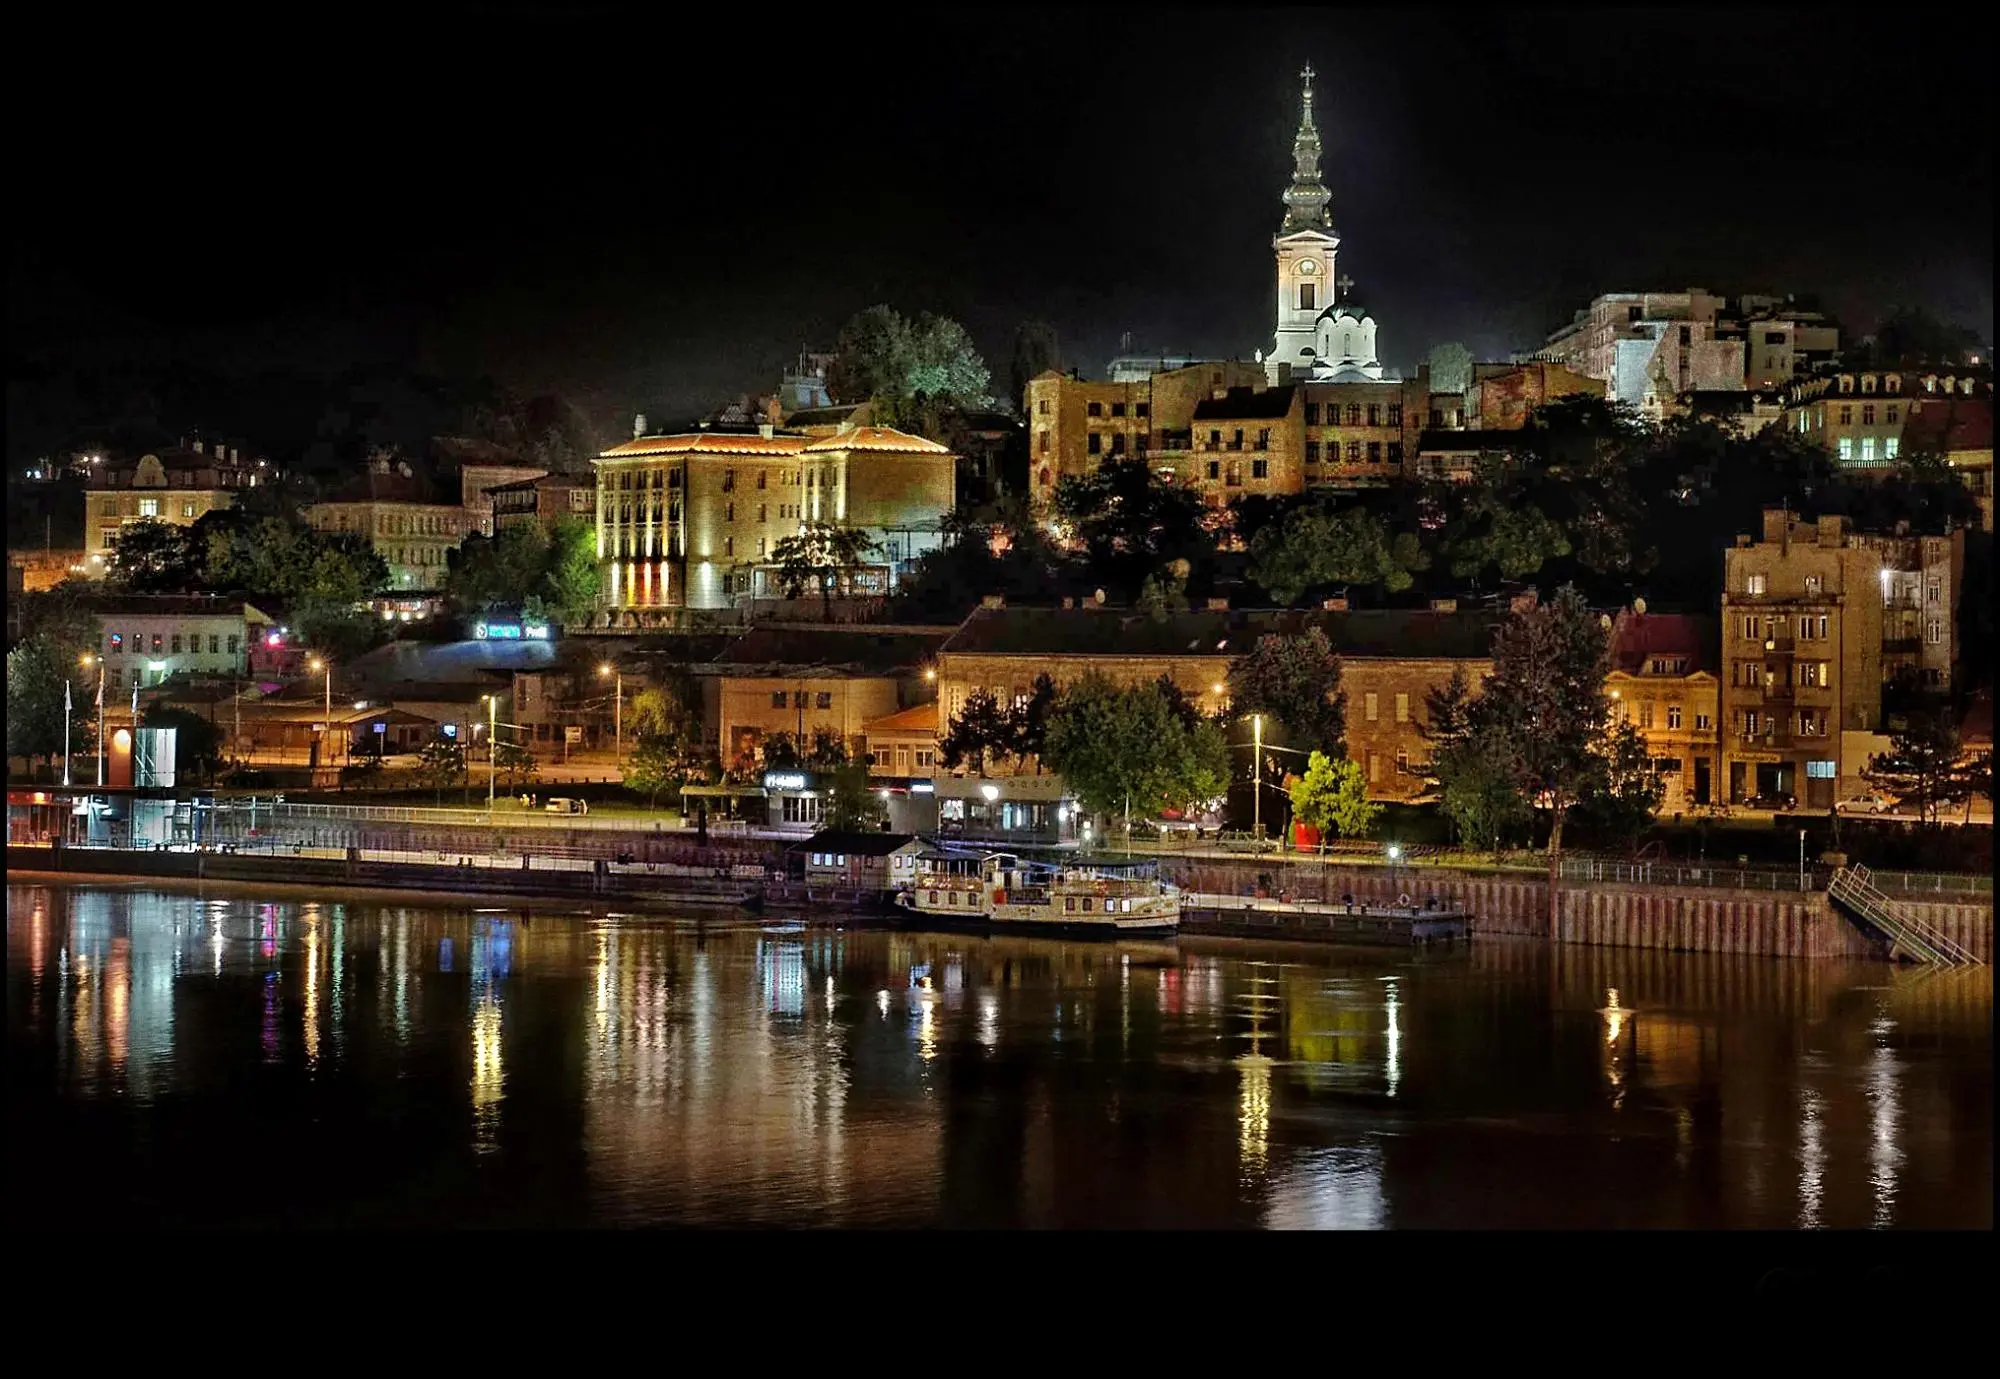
[1557, 857, 1829, 892]
[1865, 869, 1993, 898]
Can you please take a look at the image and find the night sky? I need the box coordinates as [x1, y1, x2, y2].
[10, 7, 1993, 441]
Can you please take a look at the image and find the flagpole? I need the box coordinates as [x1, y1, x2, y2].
[63, 678, 73, 787]
[96, 665, 105, 787]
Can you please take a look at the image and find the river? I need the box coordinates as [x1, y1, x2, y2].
[6, 878, 1991, 1229]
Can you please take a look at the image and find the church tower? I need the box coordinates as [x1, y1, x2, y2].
[1268, 65, 1387, 382]
[1270, 64, 1339, 382]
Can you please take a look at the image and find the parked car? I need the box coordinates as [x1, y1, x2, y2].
[544, 797, 589, 816]
[1838, 792, 1895, 814]
[1744, 790, 1797, 812]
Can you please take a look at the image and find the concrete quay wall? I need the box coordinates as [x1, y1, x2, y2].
[1159, 856, 1991, 963]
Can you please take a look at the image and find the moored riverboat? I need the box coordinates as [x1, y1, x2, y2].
[895, 852, 1179, 937]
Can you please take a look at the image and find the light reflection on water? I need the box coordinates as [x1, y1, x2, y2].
[6, 881, 1992, 1231]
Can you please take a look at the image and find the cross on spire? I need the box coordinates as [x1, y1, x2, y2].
[1336, 273, 1355, 300]
[1301, 61, 1314, 88]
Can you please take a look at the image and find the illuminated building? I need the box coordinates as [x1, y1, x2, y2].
[1605, 607, 1721, 811]
[84, 440, 259, 560]
[83, 595, 278, 690]
[302, 455, 470, 591]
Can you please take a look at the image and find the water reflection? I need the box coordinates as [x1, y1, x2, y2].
[6, 882, 1992, 1230]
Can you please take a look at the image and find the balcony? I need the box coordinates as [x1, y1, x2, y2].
[1884, 592, 1922, 611]
[1883, 636, 1923, 654]
[1738, 730, 1793, 750]
[1763, 682, 1794, 700]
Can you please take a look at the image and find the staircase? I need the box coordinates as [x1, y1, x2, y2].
[1827, 865, 1984, 966]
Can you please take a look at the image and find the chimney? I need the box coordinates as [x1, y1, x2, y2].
[1323, 596, 1349, 612]
[1817, 514, 1846, 546]
[193, 438, 205, 455]
[633, 413, 647, 439]
[980, 594, 1006, 610]
[1430, 597, 1458, 613]
[759, 422, 775, 440]
[1761, 509, 1789, 544]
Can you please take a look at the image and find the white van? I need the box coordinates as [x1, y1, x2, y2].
[544, 797, 589, 816]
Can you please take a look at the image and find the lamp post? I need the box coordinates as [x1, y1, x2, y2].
[485, 693, 498, 818]
[82, 654, 105, 787]
[307, 656, 333, 772]
[1252, 713, 1263, 839]
[62, 674, 73, 787]
[600, 663, 623, 770]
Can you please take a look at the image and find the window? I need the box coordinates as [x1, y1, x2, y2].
[1207, 461, 1220, 480]
[183, 502, 196, 519]
[725, 502, 735, 522]
[1862, 375, 1877, 393]
[1388, 442, 1403, 465]
[1347, 441, 1361, 463]
[1039, 433, 1050, 455]
[1367, 404, 1380, 426]
[170, 634, 182, 654]
[793, 692, 808, 708]
[1232, 429, 1245, 449]
[1638, 701, 1654, 728]
[1225, 464, 1242, 487]
[1927, 619, 1944, 644]
[1367, 442, 1382, 463]
[1299, 282, 1315, 311]
[1745, 573, 1767, 596]
[1346, 404, 1361, 426]
[1306, 440, 1321, 464]
[772, 691, 788, 708]
[110, 632, 123, 654]
[1861, 438, 1876, 463]
[1087, 401, 1103, 418]
[1838, 405, 1853, 425]
[152, 634, 163, 653]
[1305, 403, 1320, 425]
[1396, 748, 1410, 775]
[1087, 433, 1102, 455]
[915, 748, 935, 769]
[138, 498, 160, 517]
[722, 469, 736, 492]
[1886, 405, 1899, 424]
[757, 537, 767, 556]
[1806, 759, 1836, 780]
[1364, 692, 1379, 722]
[209, 635, 220, 655]
[1394, 692, 1409, 723]
[1838, 437, 1854, 462]
[1110, 402, 1126, 418]
[227, 635, 239, 656]
[1695, 712, 1711, 731]
[1743, 711, 1760, 736]
[816, 691, 833, 709]
[1862, 404, 1876, 425]
[723, 536, 733, 557]
[1110, 433, 1126, 455]
[1208, 430, 1221, 449]
[1135, 403, 1149, 418]
[1256, 428, 1270, 450]
[1884, 437, 1899, 460]
[1388, 403, 1403, 426]
[1251, 458, 1268, 479]
[1368, 752, 1381, 783]
[1037, 398, 1049, 415]
[1667, 705, 1683, 729]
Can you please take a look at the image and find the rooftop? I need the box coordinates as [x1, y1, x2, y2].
[1193, 385, 1297, 422]
[598, 432, 810, 460]
[702, 627, 951, 678]
[940, 607, 1507, 661]
[85, 594, 276, 619]
[792, 829, 922, 857]
[800, 426, 952, 455]
[1607, 611, 1717, 675]
[863, 702, 943, 735]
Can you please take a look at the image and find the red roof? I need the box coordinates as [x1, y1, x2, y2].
[1903, 397, 1992, 454]
[1608, 610, 1714, 675]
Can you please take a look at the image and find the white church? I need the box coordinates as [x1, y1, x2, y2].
[1264, 64, 1391, 384]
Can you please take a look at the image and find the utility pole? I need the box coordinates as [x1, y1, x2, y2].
[487, 694, 498, 818]
[63, 676, 72, 787]
[1253, 713, 1263, 838]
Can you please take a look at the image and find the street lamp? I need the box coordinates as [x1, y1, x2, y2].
[599, 662, 623, 770]
[80, 654, 105, 786]
[307, 656, 333, 771]
[1252, 713, 1263, 839]
[484, 693, 498, 817]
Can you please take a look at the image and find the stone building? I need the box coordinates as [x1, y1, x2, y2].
[1779, 367, 1990, 471]
[1847, 527, 1964, 694]
[303, 456, 471, 592]
[594, 423, 957, 615]
[1605, 607, 1720, 812]
[84, 441, 260, 563]
[1540, 290, 1746, 419]
[486, 472, 597, 534]
[1024, 361, 1266, 504]
[1464, 362, 1606, 431]
[1902, 392, 1993, 531]
[934, 605, 1507, 806]
[430, 437, 548, 538]
[85, 595, 279, 691]
[1719, 511, 1886, 808]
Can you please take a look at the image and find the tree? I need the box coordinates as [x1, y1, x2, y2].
[826, 759, 888, 831]
[1460, 585, 1615, 933]
[1288, 750, 1379, 851]
[542, 515, 603, 625]
[1432, 723, 1532, 858]
[6, 638, 69, 774]
[827, 304, 993, 427]
[1005, 673, 1058, 769]
[1009, 320, 1061, 414]
[416, 732, 467, 803]
[1848, 307, 1982, 369]
[1042, 674, 1227, 833]
[769, 521, 882, 620]
[1227, 629, 1347, 754]
[1868, 710, 1971, 826]
[939, 688, 1012, 775]
[1574, 719, 1666, 853]
[107, 518, 203, 592]
[1439, 483, 1573, 583]
[495, 740, 538, 792]
[1420, 666, 1476, 767]
[140, 705, 224, 785]
[1248, 501, 1428, 604]
[1052, 457, 1211, 604]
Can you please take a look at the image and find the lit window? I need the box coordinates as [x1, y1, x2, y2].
[1745, 573, 1767, 596]
[1667, 705, 1682, 729]
[1364, 692, 1379, 722]
[1838, 438, 1853, 461]
[138, 498, 160, 517]
[1395, 692, 1409, 723]
[1884, 437, 1899, 460]
[1861, 438, 1876, 463]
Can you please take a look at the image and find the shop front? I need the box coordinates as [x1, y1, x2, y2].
[932, 773, 1076, 846]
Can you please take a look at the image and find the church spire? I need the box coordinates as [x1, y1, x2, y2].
[1280, 62, 1333, 234]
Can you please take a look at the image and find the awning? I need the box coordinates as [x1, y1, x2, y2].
[680, 784, 769, 798]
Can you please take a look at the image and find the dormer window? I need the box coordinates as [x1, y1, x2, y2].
[1885, 375, 1901, 394]
[1861, 375, 1877, 394]
[1838, 376, 1854, 394]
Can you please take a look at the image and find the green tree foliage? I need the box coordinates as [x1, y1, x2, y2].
[495, 740, 539, 791]
[1051, 457, 1210, 603]
[623, 682, 712, 806]
[417, 732, 467, 802]
[1439, 482, 1574, 582]
[1005, 673, 1059, 769]
[1009, 320, 1061, 413]
[827, 304, 993, 435]
[769, 521, 881, 619]
[1433, 723, 1532, 857]
[1574, 720, 1666, 853]
[6, 638, 70, 772]
[939, 688, 1012, 775]
[107, 518, 205, 592]
[1226, 629, 1347, 755]
[1447, 586, 1623, 927]
[1248, 499, 1429, 603]
[1868, 709, 1972, 826]
[1042, 673, 1228, 828]
[444, 515, 602, 626]
[140, 705, 224, 785]
[758, 727, 849, 772]
[888, 498, 1070, 619]
[542, 515, 603, 624]
[1288, 750, 1380, 849]
[826, 759, 888, 831]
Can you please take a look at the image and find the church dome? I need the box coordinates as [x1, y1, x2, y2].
[1317, 302, 1373, 324]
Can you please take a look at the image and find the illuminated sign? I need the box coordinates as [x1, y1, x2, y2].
[372, 722, 387, 735]
[472, 621, 552, 641]
[909, 780, 935, 794]
[762, 771, 810, 791]
[442, 724, 458, 739]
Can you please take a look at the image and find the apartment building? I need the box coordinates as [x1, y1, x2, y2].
[1719, 511, 1884, 807]
[1605, 608, 1720, 811]
[84, 441, 259, 561]
[86, 595, 278, 690]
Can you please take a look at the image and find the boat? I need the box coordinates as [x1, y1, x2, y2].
[894, 852, 1180, 937]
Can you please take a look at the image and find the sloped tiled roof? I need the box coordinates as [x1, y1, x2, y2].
[1192, 385, 1297, 421]
[941, 607, 1505, 661]
[791, 829, 921, 857]
[863, 702, 942, 735]
[598, 432, 809, 459]
[800, 426, 952, 455]
[1607, 612, 1717, 675]
[703, 627, 949, 678]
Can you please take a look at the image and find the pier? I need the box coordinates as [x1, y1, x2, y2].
[1180, 894, 1470, 947]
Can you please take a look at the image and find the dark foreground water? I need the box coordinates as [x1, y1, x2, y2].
[7, 879, 1992, 1229]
